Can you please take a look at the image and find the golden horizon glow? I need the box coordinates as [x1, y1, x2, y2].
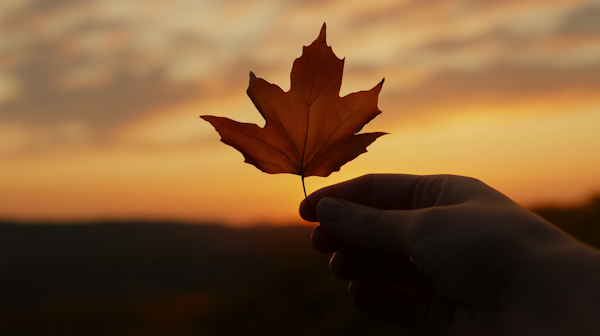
[1, 0, 599, 225]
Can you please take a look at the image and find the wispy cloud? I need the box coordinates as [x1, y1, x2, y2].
[2, 0, 598, 129]
[1, 0, 599, 222]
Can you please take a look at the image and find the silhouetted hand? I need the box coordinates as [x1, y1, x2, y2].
[299, 174, 600, 336]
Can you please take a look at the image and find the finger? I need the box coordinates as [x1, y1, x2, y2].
[330, 249, 433, 292]
[349, 279, 431, 331]
[299, 174, 425, 222]
[315, 197, 418, 254]
[311, 225, 341, 253]
[329, 249, 358, 280]
[299, 174, 512, 222]
[329, 249, 403, 281]
[349, 279, 454, 333]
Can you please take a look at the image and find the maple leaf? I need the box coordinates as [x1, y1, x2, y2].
[201, 23, 386, 183]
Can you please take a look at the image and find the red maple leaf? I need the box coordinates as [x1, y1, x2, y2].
[201, 24, 386, 183]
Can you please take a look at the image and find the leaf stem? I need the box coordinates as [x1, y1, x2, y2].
[301, 175, 310, 208]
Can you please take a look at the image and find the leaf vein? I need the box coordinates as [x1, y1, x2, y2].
[304, 76, 371, 172]
[219, 121, 297, 167]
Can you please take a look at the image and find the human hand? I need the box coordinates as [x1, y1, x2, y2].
[299, 174, 600, 336]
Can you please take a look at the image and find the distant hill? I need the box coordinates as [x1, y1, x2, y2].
[0, 222, 404, 336]
[532, 195, 600, 249]
[0, 196, 598, 335]
[0, 223, 311, 309]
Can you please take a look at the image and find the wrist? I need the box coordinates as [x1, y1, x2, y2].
[509, 239, 600, 335]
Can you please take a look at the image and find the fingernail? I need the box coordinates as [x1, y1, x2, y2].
[317, 198, 349, 223]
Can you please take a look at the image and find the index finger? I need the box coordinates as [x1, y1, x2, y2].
[299, 174, 424, 222]
[299, 174, 513, 222]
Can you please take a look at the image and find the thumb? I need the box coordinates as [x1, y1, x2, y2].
[316, 197, 413, 255]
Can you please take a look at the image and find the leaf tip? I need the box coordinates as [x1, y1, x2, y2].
[249, 71, 257, 83]
[318, 22, 327, 41]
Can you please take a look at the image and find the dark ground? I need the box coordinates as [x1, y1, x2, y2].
[1, 196, 599, 336]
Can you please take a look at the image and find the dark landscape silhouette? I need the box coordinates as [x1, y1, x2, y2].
[0, 196, 598, 336]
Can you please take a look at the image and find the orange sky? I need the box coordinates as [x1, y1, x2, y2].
[1, 0, 599, 225]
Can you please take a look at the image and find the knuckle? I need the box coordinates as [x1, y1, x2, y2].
[412, 176, 443, 208]
[348, 208, 384, 243]
[454, 175, 484, 187]
[409, 208, 444, 239]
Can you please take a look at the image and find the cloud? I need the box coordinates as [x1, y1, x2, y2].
[559, 4, 600, 34]
[2, 0, 600, 221]
[0, 121, 93, 157]
[378, 63, 600, 125]
[1, 0, 599, 150]
[0, 65, 204, 128]
[0, 0, 279, 128]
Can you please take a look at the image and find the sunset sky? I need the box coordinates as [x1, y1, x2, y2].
[1, 0, 599, 225]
